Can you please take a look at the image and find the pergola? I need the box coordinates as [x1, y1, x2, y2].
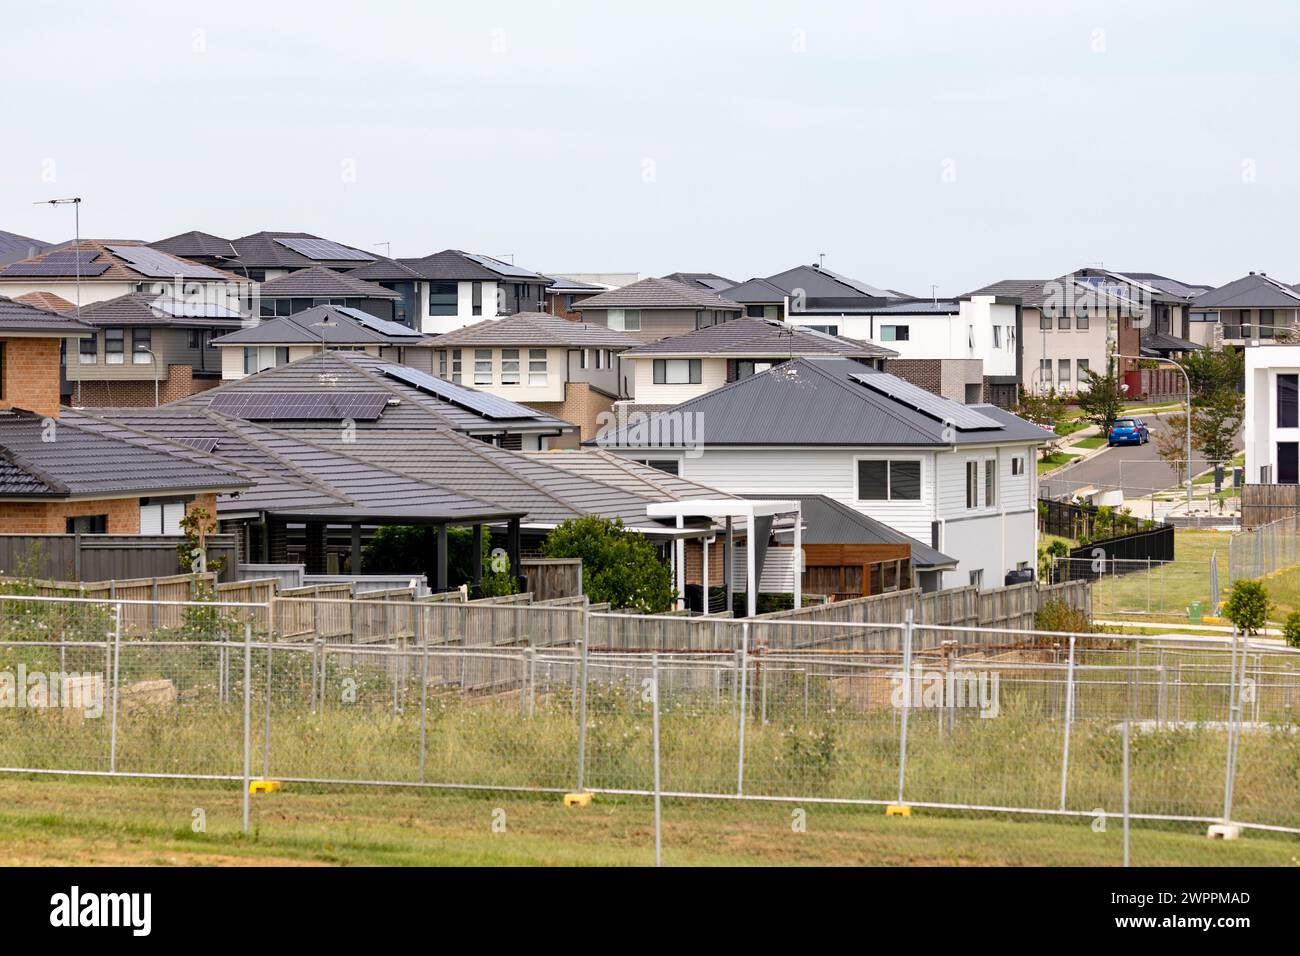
[645, 499, 802, 617]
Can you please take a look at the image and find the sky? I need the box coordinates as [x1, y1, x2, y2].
[2, 0, 1298, 295]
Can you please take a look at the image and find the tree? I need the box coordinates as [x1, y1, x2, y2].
[1221, 579, 1271, 636]
[1192, 388, 1244, 466]
[1016, 387, 1068, 432]
[541, 516, 676, 613]
[1283, 611, 1300, 649]
[363, 525, 515, 595]
[1153, 412, 1190, 485]
[1182, 347, 1243, 399]
[1076, 358, 1124, 433]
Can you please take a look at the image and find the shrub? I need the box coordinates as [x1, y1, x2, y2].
[541, 516, 675, 612]
[1034, 599, 1092, 634]
[1283, 611, 1300, 649]
[1221, 580, 1271, 635]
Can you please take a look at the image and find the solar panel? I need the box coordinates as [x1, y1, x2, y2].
[149, 297, 243, 319]
[273, 237, 373, 262]
[174, 436, 221, 453]
[3, 250, 110, 277]
[105, 244, 226, 279]
[209, 391, 390, 421]
[377, 364, 540, 421]
[463, 252, 540, 279]
[333, 306, 422, 337]
[849, 372, 1002, 430]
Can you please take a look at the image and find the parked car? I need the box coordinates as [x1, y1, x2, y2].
[1107, 417, 1149, 446]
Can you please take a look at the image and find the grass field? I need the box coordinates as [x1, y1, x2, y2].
[0, 776, 1294, 866]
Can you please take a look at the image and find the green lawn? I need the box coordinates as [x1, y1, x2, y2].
[1038, 451, 1081, 475]
[0, 776, 1292, 867]
[1071, 436, 1107, 450]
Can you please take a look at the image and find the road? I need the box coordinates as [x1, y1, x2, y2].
[1041, 413, 1243, 499]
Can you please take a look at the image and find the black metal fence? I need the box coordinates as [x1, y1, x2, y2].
[1055, 525, 1176, 581]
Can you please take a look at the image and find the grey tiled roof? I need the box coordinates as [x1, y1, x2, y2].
[748, 493, 957, 570]
[350, 250, 550, 284]
[0, 409, 248, 498]
[210, 305, 427, 347]
[165, 351, 571, 434]
[1191, 273, 1300, 310]
[0, 295, 94, 336]
[622, 318, 897, 359]
[661, 272, 737, 292]
[727, 265, 898, 304]
[592, 357, 1054, 449]
[572, 277, 744, 312]
[76, 293, 244, 328]
[229, 232, 375, 269]
[430, 313, 642, 348]
[149, 231, 239, 260]
[257, 265, 401, 300]
[0, 229, 52, 267]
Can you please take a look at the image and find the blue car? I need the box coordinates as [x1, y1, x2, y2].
[1108, 417, 1149, 446]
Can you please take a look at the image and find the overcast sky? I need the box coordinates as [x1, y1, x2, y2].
[3, 1, 1297, 294]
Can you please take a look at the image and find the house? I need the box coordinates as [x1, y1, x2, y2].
[150, 230, 377, 283]
[616, 317, 895, 410]
[0, 240, 249, 317]
[661, 272, 737, 293]
[164, 349, 576, 450]
[209, 305, 434, 379]
[723, 263, 905, 321]
[66, 292, 243, 406]
[592, 357, 1053, 591]
[0, 295, 246, 533]
[570, 277, 744, 342]
[543, 275, 608, 320]
[255, 265, 403, 322]
[427, 312, 641, 442]
[0, 229, 53, 268]
[1190, 272, 1300, 346]
[347, 250, 553, 336]
[1244, 344, 1300, 485]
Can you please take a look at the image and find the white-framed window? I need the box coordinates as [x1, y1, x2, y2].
[595, 348, 603, 369]
[474, 349, 493, 385]
[1058, 358, 1071, 386]
[992, 326, 1001, 349]
[969, 569, 984, 590]
[79, 334, 97, 365]
[105, 328, 125, 365]
[1077, 358, 1090, 380]
[880, 325, 909, 342]
[608, 309, 641, 332]
[132, 327, 152, 364]
[528, 348, 547, 385]
[652, 358, 702, 385]
[985, 458, 996, 507]
[501, 349, 520, 385]
[450, 349, 462, 384]
[1040, 358, 1052, 383]
[140, 498, 186, 535]
[1011, 456, 1025, 477]
[966, 460, 979, 509]
[856, 459, 922, 501]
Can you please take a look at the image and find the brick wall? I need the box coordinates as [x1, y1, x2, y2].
[1, 337, 62, 418]
[69, 364, 213, 408]
[529, 381, 617, 444]
[0, 496, 141, 534]
[886, 359, 944, 397]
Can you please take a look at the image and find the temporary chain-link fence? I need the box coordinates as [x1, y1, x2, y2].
[1, 594, 1297, 866]
[1050, 556, 1222, 619]
[1228, 514, 1300, 583]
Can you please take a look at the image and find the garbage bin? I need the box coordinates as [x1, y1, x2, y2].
[1188, 601, 1203, 623]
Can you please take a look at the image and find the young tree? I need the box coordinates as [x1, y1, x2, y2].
[1017, 387, 1068, 432]
[1153, 412, 1190, 485]
[1076, 358, 1124, 433]
[1192, 388, 1244, 466]
[1222, 579, 1271, 636]
[541, 516, 676, 613]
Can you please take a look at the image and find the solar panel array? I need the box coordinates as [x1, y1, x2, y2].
[273, 237, 373, 262]
[378, 364, 539, 421]
[3, 250, 110, 277]
[106, 244, 227, 279]
[209, 391, 390, 421]
[849, 372, 1003, 430]
[173, 436, 221, 453]
[334, 306, 423, 338]
[463, 252, 541, 279]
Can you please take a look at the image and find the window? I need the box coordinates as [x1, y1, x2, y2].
[608, 309, 641, 332]
[65, 514, 107, 534]
[79, 334, 97, 364]
[428, 281, 458, 316]
[471, 281, 483, 316]
[805, 324, 839, 336]
[105, 328, 125, 364]
[652, 358, 702, 385]
[1261, 309, 1275, 339]
[633, 459, 680, 476]
[438, 350, 447, 377]
[528, 349, 548, 385]
[1057, 312, 1071, 330]
[1279, 442, 1299, 485]
[1039, 358, 1052, 383]
[501, 349, 520, 385]
[132, 327, 152, 364]
[1058, 358, 1071, 385]
[746, 305, 765, 318]
[139, 498, 186, 535]
[1076, 306, 1089, 330]
[734, 360, 773, 380]
[969, 569, 984, 590]
[451, 349, 462, 383]
[985, 458, 996, 507]
[188, 329, 203, 349]
[1279, 374, 1299, 429]
[856, 459, 921, 501]
[577, 349, 587, 370]
[474, 349, 493, 385]
[966, 460, 979, 509]
[243, 347, 284, 374]
[1040, 311, 1052, 331]
[992, 326, 1001, 348]
[1192, 310, 1220, 323]
[879, 325, 909, 342]
[1077, 358, 1090, 379]
[1011, 456, 1025, 476]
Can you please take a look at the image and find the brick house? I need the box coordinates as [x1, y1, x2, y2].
[0, 295, 246, 534]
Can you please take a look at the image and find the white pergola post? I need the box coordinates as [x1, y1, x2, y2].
[675, 515, 685, 611]
[702, 534, 710, 616]
[746, 514, 757, 619]
[792, 501, 801, 610]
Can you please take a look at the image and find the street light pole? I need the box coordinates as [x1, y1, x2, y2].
[36, 197, 82, 403]
[1117, 353, 1192, 518]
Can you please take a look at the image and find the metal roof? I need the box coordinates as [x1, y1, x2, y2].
[592, 357, 1054, 449]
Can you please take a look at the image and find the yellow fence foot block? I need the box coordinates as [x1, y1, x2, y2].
[249, 780, 282, 795]
[563, 792, 593, 807]
[884, 805, 912, 817]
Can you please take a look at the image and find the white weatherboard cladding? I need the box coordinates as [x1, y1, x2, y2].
[629, 355, 727, 405]
[731, 544, 795, 593]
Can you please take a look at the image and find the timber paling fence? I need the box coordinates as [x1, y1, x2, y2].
[0, 591, 1295, 865]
